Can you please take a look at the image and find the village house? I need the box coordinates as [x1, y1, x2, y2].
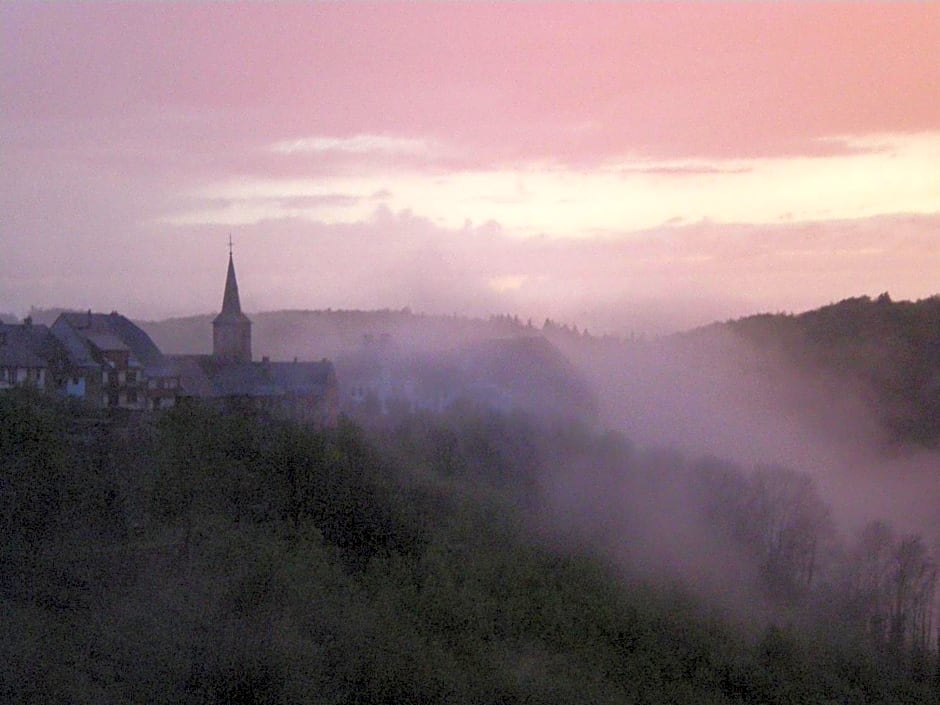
[0, 318, 66, 392]
[1, 249, 337, 426]
[51, 311, 180, 410]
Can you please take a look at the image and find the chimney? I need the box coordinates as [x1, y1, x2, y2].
[24, 315, 32, 327]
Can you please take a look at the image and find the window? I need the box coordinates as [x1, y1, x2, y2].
[126, 389, 138, 404]
[108, 392, 118, 407]
[126, 370, 136, 384]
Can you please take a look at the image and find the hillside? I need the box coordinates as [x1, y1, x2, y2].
[2, 389, 938, 703]
[706, 295, 940, 446]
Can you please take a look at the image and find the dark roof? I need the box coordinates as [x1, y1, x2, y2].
[267, 361, 334, 395]
[0, 323, 59, 368]
[206, 360, 281, 397]
[167, 355, 216, 396]
[172, 355, 334, 399]
[85, 332, 130, 353]
[53, 311, 169, 372]
[213, 253, 251, 325]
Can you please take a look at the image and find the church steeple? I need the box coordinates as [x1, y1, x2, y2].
[212, 242, 252, 363]
[220, 251, 244, 317]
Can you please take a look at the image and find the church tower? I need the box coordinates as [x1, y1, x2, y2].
[212, 246, 252, 363]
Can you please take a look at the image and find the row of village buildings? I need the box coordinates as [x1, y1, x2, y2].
[0, 253, 339, 426]
[2, 250, 597, 426]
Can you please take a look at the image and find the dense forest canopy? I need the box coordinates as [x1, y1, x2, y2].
[2, 388, 938, 703]
[4, 295, 939, 701]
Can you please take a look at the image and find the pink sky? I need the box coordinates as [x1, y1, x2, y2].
[2, 3, 939, 333]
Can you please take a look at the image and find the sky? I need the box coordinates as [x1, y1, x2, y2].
[2, 3, 939, 334]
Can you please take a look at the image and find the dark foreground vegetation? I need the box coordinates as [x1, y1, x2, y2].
[2, 388, 938, 703]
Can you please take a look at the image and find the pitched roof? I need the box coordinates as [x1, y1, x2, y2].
[53, 311, 169, 372]
[0, 323, 57, 368]
[267, 361, 334, 395]
[85, 332, 131, 354]
[167, 355, 216, 396]
[213, 253, 251, 325]
[172, 355, 334, 399]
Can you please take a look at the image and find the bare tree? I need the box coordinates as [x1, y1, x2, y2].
[890, 534, 937, 657]
[846, 521, 938, 659]
[744, 465, 831, 599]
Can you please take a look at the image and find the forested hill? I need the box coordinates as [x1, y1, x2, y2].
[697, 295, 940, 447]
[3, 389, 938, 702]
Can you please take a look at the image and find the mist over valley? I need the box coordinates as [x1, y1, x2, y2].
[6, 288, 940, 703]
[4, 3, 940, 701]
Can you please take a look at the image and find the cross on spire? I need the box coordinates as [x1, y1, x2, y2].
[228, 234, 233, 257]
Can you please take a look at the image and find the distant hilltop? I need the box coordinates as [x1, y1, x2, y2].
[684, 294, 940, 447]
[132, 309, 609, 361]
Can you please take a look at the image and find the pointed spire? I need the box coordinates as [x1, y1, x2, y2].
[220, 251, 243, 316]
[213, 241, 252, 362]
